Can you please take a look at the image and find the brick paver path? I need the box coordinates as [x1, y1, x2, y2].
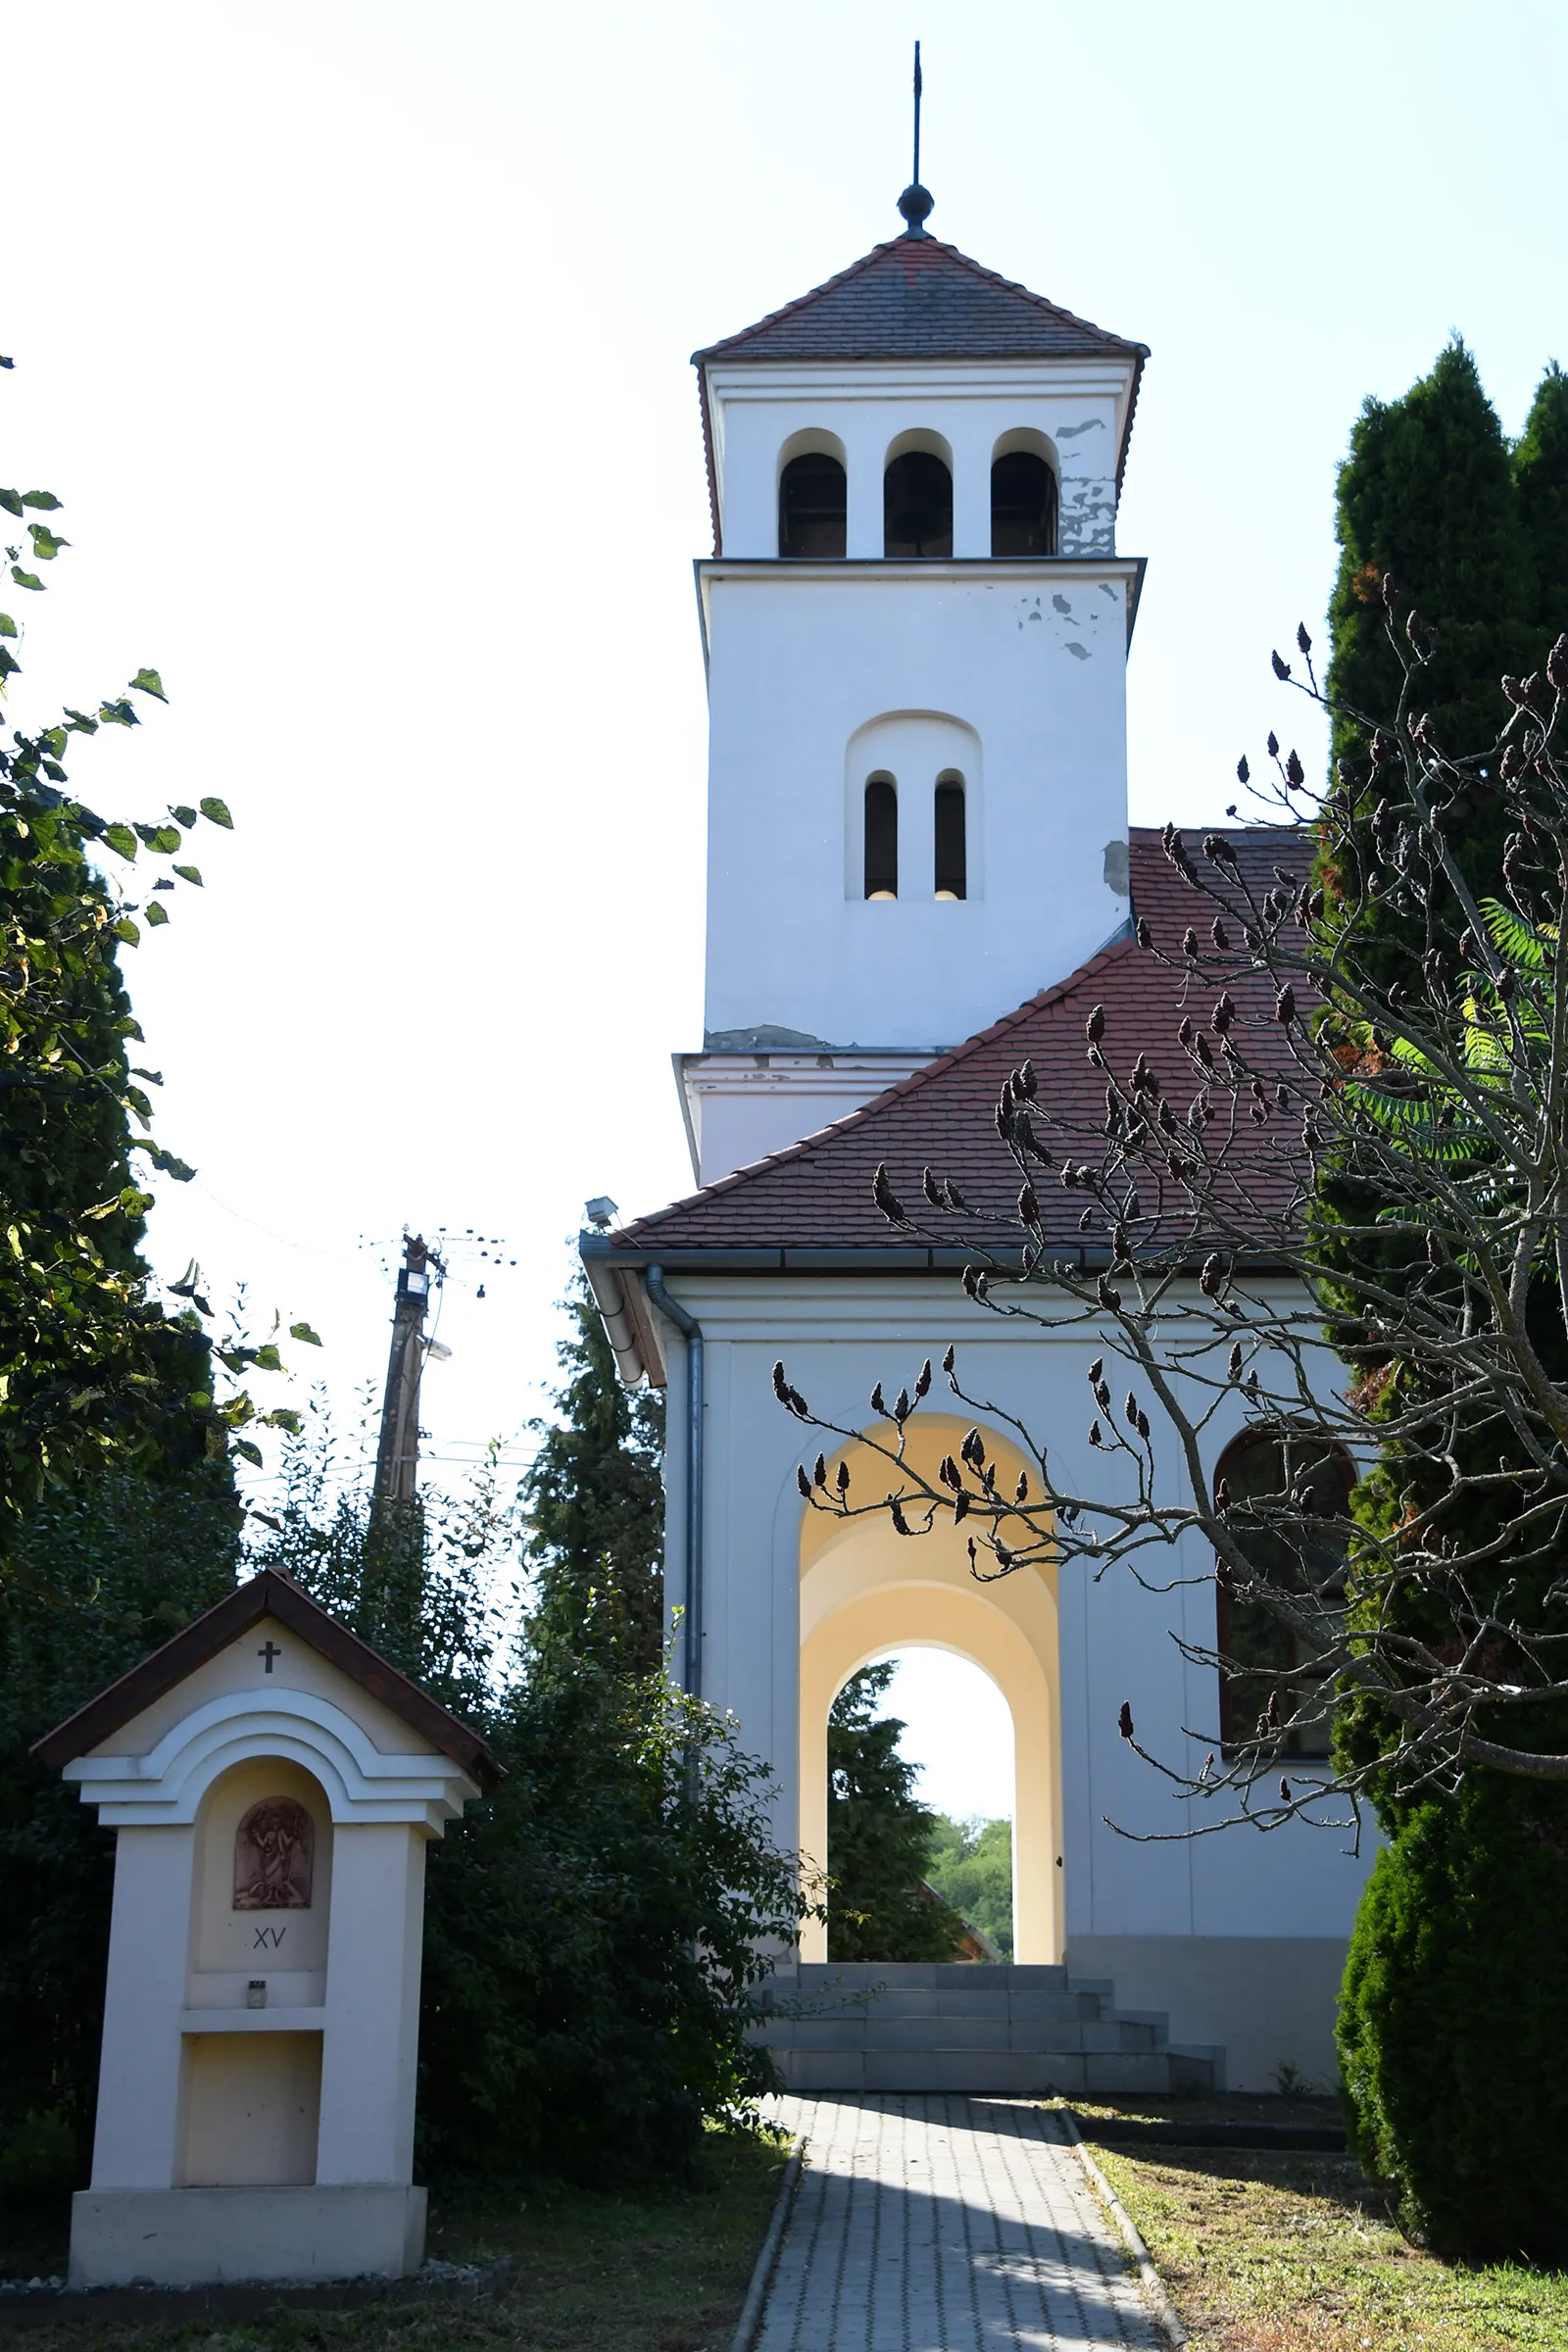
[756, 2094, 1162, 2350]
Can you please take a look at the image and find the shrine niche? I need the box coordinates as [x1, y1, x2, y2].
[234, 1795, 314, 1910]
[32, 1567, 498, 2288]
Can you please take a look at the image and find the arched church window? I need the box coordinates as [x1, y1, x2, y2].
[934, 774, 966, 900]
[991, 450, 1057, 557]
[1212, 1429, 1352, 1760]
[884, 452, 953, 559]
[864, 775, 898, 899]
[779, 452, 847, 559]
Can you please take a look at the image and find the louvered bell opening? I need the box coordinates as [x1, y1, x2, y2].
[991, 452, 1057, 557]
[779, 454, 847, 559]
[884, 452, 953, 558]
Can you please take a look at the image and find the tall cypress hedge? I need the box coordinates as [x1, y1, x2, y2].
[1327, 348, 1568, 2259]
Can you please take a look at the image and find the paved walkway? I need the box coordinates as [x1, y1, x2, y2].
[756, 2095, 1162, 2351]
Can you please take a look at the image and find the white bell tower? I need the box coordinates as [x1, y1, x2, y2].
[678, 179, 1149, 1188]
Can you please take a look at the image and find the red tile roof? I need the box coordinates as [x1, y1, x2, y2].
[611, 828, 1312, 1259]
[694, 233, 1147, 367]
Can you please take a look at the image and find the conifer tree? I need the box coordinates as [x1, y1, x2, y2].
[1325, 342, 1531, 971]
[520, 1274, 665, 1677]
[826, 1664, 964, 1962]
[1516, 359, 1568, 662]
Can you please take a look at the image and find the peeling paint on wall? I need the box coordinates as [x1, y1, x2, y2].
[1066, 642, 1090, 661]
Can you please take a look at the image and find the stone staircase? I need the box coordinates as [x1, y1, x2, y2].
[751, 1962, 1220, 2096]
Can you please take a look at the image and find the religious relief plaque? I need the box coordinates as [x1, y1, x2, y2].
[233, 1795, 315, 1910]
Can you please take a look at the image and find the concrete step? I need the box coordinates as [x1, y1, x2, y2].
[757, 2015, 1159, 2055]
[752, 1984, 1103, 2024]
[788, 1962, 1070, 1991]
[749, 1959, 1220, 2096]
[773, 2048, 1214, 2096]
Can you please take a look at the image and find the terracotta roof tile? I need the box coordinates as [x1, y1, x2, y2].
[612, 829, 1312, 1257]
[694, 234, 1147, 367]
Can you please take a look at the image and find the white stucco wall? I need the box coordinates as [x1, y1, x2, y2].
[694, 356, 1142, 1075]
[703, 360, 1136, 563]
[701, 561, 1136, 1058]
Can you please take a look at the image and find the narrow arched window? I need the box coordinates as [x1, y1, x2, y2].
[1213, 1430, 1351, 1759]
[779, 453, 847, 559]
[991, 451, 1056, 556]
[934, 774, 966, 900]
[863, 775, 898, 899]
[884, 452, 953, 558]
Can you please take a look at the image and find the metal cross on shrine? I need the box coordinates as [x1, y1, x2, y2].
[258, 1640, 281, 1673]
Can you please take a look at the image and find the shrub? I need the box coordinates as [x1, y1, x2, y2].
[1338, 1776, 1568, 2263]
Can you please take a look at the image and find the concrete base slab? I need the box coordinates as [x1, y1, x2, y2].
[69, 2186, 427, 2287]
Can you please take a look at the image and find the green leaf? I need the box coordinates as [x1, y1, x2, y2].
[132, 1141, 194, 1182]
[26, 524, 68, 561]
[0, 647, 19, 679]
[128, 666, 167, 701]
[288, 1321, 323, 1347]
[102, 824, 138, 861]
[98, 699, 137, 727]
[63, 708, 99, 734]
[130, 1067, 164, 1084]
[10, 567, 44, 592]
[0, 612, 16, 636]
[134, 822, 182, 853]
[172, 863, 202, 886]
[186, 1391, 214, 1411]
[0, 490, 21, 517]
[169, 804, 197, 827]
[199, 796, 233, 829]
[144, 902, 170, 926]
[252, 1344, 283, 1373]
[114, 917, 140, 946]
[21, 491, 61, 511]
[233, 1439, 265, 1468]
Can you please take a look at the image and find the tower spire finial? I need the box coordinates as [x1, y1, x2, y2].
[898, 39, 933, 236]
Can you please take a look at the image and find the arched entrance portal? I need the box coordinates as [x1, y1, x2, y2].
[798, 1415, 1062, 1964]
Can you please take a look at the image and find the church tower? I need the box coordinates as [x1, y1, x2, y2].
[586, 162, 1374, 2088]
[680, 179, 1149, 1185]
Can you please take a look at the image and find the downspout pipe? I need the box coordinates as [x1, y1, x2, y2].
[645, 1266, 703, 1701]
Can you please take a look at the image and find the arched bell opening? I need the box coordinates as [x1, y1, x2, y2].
[863, 773, 899, 900]
[884, 434, 954, 559]
[778, 446, 848, 559]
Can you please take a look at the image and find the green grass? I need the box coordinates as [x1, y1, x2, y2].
[1091, 2139, 1568, 2351]
[0, 2126, 790, 2352]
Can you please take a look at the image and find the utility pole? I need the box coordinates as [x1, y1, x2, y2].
[372, 1234, 433, 1510]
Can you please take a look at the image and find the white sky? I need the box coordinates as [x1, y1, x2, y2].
[8, 0, 1568, 1539]
[877, 1650, 1015, 1822]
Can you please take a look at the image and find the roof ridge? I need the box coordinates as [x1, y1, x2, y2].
[692, 234, 906, 364]
[923, 239, 1148, 355]
[616, 933, 1137, 1244]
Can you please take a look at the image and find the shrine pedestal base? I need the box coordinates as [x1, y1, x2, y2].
[68, 2184, 427, 2287]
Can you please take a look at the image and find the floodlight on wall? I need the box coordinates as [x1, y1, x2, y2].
[584, 1198, 618, 1229]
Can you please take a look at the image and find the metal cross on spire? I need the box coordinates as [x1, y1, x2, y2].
[898, 40, 934, 235]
